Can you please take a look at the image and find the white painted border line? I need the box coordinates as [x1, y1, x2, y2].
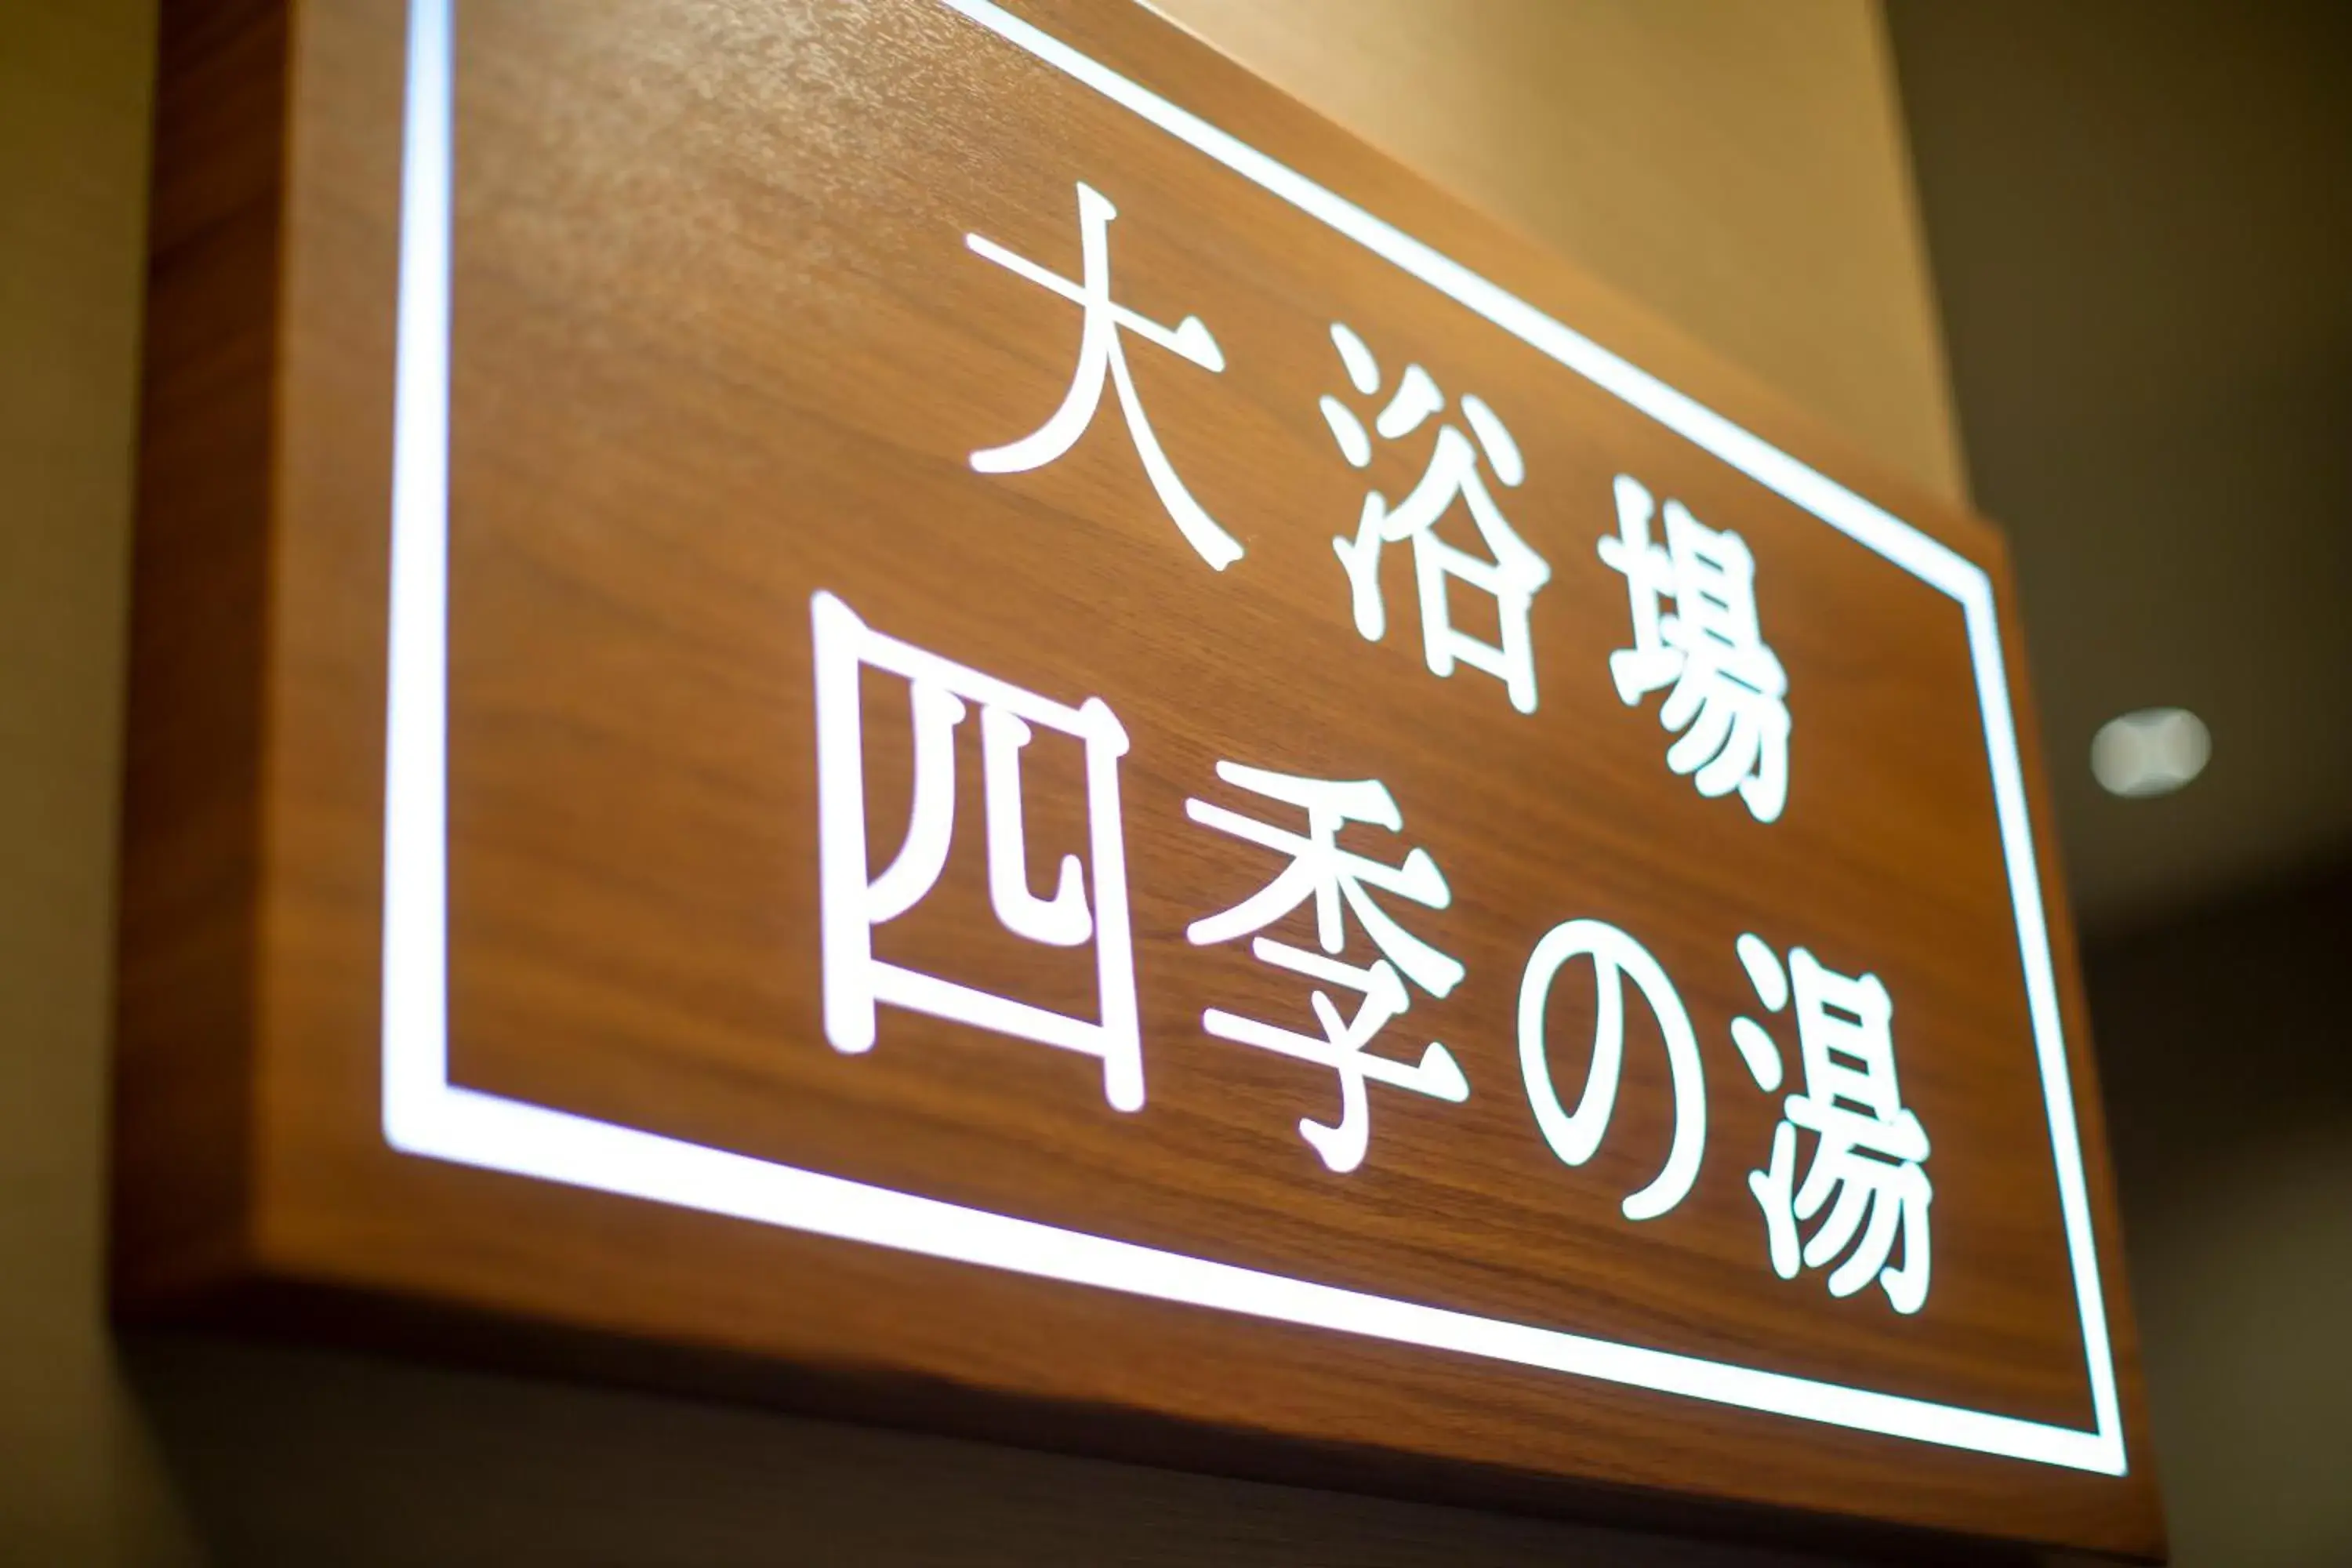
[378, 0, 2125, 1476]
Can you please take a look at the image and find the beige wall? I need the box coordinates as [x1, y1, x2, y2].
[0, 1, 190, 1563]
[1151, 0, 1967, 504]
[0, 2, 1959, 1563]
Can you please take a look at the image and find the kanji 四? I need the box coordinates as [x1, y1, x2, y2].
[811, 591, 1144, 1111]
[1515, 918, 1708, 1220]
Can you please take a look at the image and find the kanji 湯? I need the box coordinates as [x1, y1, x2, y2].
[1733, 935, 1933, 1314]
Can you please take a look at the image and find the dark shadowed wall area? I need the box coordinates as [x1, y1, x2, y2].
[2085, 869, 2352, 1567]
[1888, 2, 2352, 1563]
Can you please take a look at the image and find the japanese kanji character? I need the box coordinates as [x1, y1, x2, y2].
[811, 591, 1143, 1111]
[1733, 934, 1933, 1314]
[1599, 475, 1790, 822]
[1516, 918, 1708, 1220]
[1318, 322, 1552, 714]
[1186, 761, 1467, 1173]
[967, 181, 1243, 570]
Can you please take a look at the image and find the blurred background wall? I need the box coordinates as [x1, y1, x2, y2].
[1, 1, 2340, 1563]
[1884, 4, 2352, 1563]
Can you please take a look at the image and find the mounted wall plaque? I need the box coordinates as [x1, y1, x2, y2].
[114, 0, 2164, 1558]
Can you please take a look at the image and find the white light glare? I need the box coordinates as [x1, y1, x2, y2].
[2090, 708, 2209, 798]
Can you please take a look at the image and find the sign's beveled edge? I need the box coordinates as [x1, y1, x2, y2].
[374, 0, 2126, 1478]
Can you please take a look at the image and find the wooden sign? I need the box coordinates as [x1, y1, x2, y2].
[114, 0, 2162, 1558]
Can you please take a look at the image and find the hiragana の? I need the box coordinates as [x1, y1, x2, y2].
[1516, 918, 1708, 1220]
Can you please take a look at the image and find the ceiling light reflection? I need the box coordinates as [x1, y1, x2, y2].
[2091, 708, 2210, 797]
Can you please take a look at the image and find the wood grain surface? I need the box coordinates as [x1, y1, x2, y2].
[111, 0, 2163, 1559]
